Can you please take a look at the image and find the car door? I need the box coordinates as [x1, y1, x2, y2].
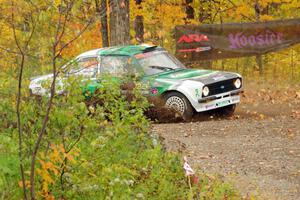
[99, 55, 137, 96]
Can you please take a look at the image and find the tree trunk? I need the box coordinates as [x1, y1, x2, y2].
[255, 0, 264, 76]
[197, 0, 212, 69]
[108, 0, 117, 45]
[185, 0, 194, 24]
[291, 49, 295, 80]
[109, 0, 130, 46]
[134, 0, 144, 43]
[95, 0, 109, 47]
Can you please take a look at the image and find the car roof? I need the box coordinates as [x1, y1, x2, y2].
[98, 44, 164, 57]
[76, 44, 164, 59]
[76, 48, 103, 58]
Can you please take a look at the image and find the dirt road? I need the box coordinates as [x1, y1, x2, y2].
[152, 84, 300, 199]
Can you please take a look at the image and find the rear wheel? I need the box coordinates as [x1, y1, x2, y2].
[164, 92, 193, 121]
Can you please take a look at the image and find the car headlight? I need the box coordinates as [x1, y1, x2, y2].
[234, 78, 242, 89]
[202, 86, 210, 97]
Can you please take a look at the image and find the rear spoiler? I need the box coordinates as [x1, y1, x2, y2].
[142, 45, 158, 53]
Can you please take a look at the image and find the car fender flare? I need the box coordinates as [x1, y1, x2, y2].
[165, 80, 204, 110]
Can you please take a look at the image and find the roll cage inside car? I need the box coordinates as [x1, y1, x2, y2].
[63, 48, 186, 78]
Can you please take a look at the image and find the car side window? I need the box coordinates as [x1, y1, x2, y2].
[100, 56, 130, 76]
[69, 57, 99, 75]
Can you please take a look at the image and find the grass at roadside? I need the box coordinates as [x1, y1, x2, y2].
[0, 72, 242, 199]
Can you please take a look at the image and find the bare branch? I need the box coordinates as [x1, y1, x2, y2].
[55, 17, 94, 59]
[11, 3, 23, 55]
[0, 45, 20, 55]
[55, 1, 76, 48]
[29, 2, 95, 199]
[24, 12, 36, 49]
[227, 0, 256, 22]
[30, 65, 57, 200]
[11, 1, 28, 199]
[53, 2, 63, 49]
[0, 45, 38, 58]
[11, 0, 37, 199]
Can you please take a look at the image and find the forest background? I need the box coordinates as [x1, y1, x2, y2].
[0, 0, 299, 199]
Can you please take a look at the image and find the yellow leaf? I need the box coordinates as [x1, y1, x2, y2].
[260, 14, 273, 21]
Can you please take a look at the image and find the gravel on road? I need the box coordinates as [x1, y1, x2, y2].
[152, 87, 300, 199]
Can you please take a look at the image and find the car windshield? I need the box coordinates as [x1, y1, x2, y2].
[98, 51, 186, 77]
[136, 51, 186, 76]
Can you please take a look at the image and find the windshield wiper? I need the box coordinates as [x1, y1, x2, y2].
[148, 65, 175, 71]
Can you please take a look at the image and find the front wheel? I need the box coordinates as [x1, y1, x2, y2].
[216, 104, 236, 117]
[164, 92, 194, 121]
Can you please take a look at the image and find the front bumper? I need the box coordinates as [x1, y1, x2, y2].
[194, 89, 242, 112]
[198, 89, 242, 103]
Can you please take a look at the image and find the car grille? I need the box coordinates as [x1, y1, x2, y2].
[206, 79, 238, 96]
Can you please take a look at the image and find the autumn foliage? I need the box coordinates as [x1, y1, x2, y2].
[0, 0, 299, 199]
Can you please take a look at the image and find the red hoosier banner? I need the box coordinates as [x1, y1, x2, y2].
[175, 18, 300, 62]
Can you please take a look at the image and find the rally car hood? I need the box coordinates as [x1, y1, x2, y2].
[150, 68, 240, 84]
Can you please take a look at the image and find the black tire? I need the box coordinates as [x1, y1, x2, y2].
[164, 91, 194, 121]
[216, 104, 236, 117]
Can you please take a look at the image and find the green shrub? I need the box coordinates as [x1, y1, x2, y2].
[0, 73, 240, 199]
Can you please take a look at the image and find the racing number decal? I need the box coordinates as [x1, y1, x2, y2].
[195, 89, 200, 97]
